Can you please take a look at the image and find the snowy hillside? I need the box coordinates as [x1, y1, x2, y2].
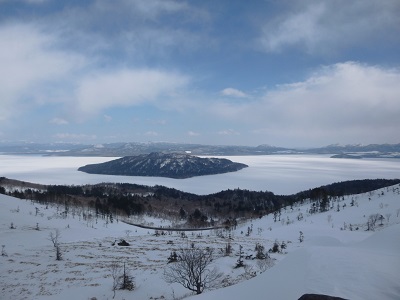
[1, 184, 400, 300]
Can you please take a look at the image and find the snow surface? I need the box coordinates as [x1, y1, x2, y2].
[1, 184, 400, 299]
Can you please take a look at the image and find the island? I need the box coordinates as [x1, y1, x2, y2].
[78, 152, 248, 179]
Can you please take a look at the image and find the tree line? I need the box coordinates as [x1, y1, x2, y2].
[0, 177, 399, 227]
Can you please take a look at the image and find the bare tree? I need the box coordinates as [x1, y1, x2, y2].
[164, 247, 221, 295]
[256, 256, 274, 273]
[49, 229, 62, 260]
[1, 245, 7, 257]
[327, 214, 332, 223]
[385, 213, 392, 223]
[367, 214, 380, 231]
[49, 229, 61, 247]
[110, 262, 120, 299]
[242, 265, 256, 279]
[110, 261, 134, 298]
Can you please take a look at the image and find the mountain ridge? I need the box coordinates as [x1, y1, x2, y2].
[1, 141, 399, 158]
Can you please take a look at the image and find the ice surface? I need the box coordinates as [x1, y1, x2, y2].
[1, 154, 400, 195]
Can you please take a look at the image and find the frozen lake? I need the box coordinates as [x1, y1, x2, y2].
[1, 154, 399, 195]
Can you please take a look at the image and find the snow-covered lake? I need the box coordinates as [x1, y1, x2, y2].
[1, 154, 399, 195]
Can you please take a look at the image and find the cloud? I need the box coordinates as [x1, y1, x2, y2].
[0, 23, 85, 121]
[122, 0, 189, 19]
[217, 129, 240, 136]
[188, 131, 200, 137]
[103, 115, 112, 122]
[49, 118, 68, 125]
[2, 2, 399, 147]
[1, 0, 48, 3]
[221, 88, 248, 98]
[258, 0, 400, 54]
[53, 0, 210, 59]
[144, 131, 158, 137]
[54, 133, 97, 141]
[259, 3, 324, 53]
[75, 69, 189, 116]
[146, 119, 167, 126]
[0, 21, 191, 123]
[23, 0, 48, 4]
[212, 62, 400, 145]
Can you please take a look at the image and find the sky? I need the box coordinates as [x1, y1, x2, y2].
[0, 0, 400, 148]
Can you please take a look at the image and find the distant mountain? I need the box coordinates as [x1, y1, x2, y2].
[61, 142, 291, 156]
[305, 143, 400, 158]
[330, 153, 362, 159]
[0, 142, 87, 154]
[78, 152, 248, 179]
[1, 141, 399, 158]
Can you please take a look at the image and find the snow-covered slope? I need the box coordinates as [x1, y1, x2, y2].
[1, 184, 399, 300]
[191, 225, 400, 300]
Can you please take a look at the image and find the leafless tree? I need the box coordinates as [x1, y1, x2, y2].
[256, 256, 274, 273]
[242, 265, 256, 280]
[367, 214, 380, 231]
[49, 229, 61, 247]
[385, 213, 392, 223]
[49, 229, 62, 260]
[1, 245, 7, 257]
[110, 262, 120, 299]
[110, 261, 134, 298]
[327, 214, 332, 223]
[164, 247, 221, 295]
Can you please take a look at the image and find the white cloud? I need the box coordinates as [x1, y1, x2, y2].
[221, 88, 248, 98]
[188, 131, 200, 137]
[259, 3, 324, 53]
[146, 119, 167, 126]
[58, 0, 210, 58]
[0, 23, 85, 121]
[103, 115, 112, 122]
[54, 133, 97, 141]
[49, 118, 68, 125]
[258, 0, 400, 54]
[217, 129, 240, 136]
[212, 62, 400, 145]
[75, 69, 188, 115]
[24, 0, 48, 4]
[124, 0, 189, 18]
[0, 22, 191, 123]
[144, 131, 158, 137]
[0, 0, 48, 3]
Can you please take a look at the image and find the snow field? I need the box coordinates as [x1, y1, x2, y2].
[1, 184, 400, 299]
